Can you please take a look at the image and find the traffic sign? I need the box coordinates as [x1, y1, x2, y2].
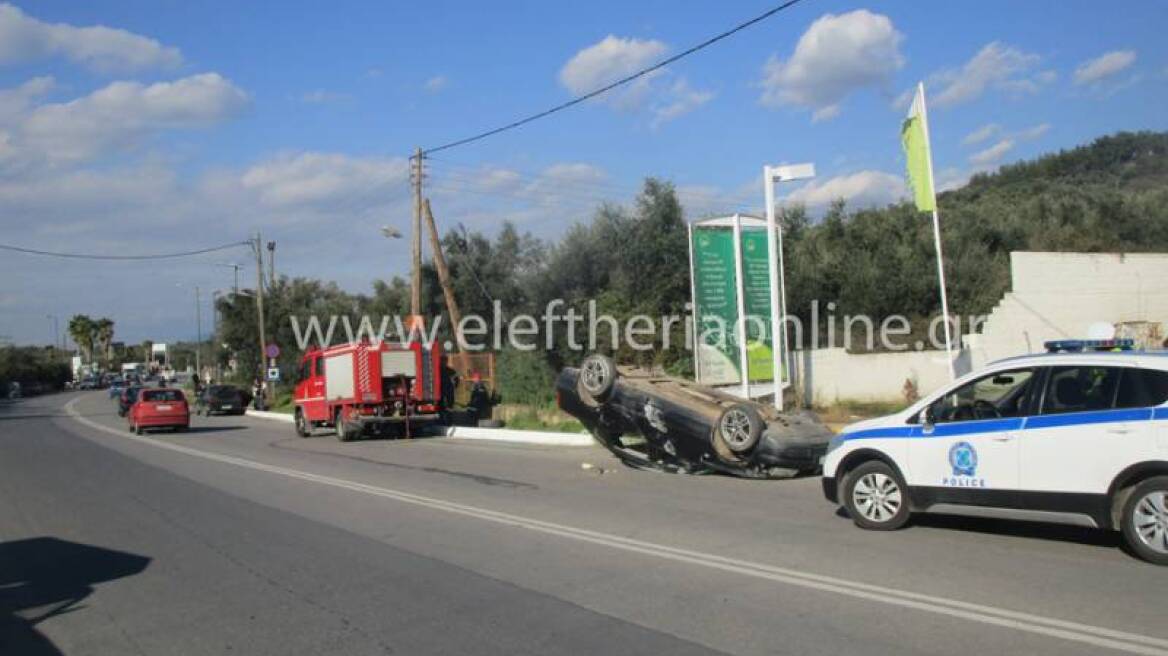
[266, 367, 281, 382]
[265, 343, 280, 359]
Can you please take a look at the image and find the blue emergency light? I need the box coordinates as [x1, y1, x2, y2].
[1044, 339, 1135, 353]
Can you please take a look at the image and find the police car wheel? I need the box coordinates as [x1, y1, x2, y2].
[1121, 476, 1168, 566]
[844, 461, 910, 530]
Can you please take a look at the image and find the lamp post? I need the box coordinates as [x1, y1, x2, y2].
[46, 314, 59, 360]
[219, 263, 241, 295]
[764, 163, 815, 412]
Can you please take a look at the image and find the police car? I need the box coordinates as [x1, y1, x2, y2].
[822, 339, 1168, 565]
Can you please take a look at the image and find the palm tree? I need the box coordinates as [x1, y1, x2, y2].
[94, 318, 115, 369]
[68, 315, 96, 364]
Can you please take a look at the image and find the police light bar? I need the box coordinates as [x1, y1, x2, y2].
[1044, 339, 1135, 353]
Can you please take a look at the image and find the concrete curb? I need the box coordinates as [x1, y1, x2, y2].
[244, 409, 595, 446]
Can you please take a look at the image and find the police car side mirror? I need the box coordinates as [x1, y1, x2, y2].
[918, 406, 935, 428]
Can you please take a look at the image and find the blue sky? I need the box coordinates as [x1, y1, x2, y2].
[1, 0, 1166, 345]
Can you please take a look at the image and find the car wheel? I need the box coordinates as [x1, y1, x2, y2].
[843, 461, 910, 530]
[1121, 476, 1168, 566]
[134, 424, 144, 436]
[578, 354, 617, 403]
[294, 409, 311, 438]
[714, 403, 764, 454]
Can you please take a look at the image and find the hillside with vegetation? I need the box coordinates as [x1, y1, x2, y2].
[212, 131, 1168, 405]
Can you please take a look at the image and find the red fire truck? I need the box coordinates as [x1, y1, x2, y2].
[292, 339, 446, 441]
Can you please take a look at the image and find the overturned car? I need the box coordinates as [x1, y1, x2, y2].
[556, 354, 831, 478]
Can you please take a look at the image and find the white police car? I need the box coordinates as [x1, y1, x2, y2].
[822, 339, 1168, 565]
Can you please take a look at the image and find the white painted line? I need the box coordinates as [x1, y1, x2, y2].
[244, 407, 594, 445]
[64, 397, 1168, 656]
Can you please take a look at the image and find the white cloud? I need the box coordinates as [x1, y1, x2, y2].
[758, 10, 904, 121]
[558, 35, 711, 126]
[932, 42, 1046, 108]
[969, 139, 1014, 166]
[962, 123, 1000, 146]
[1074, 50, 1136, 85]
[15, 73, 248, 162]
[1016, 123, 1050, 141]
[650, 78, 714, 128]
[559, 35, 667, 104]
[786, 170, 905, 209]
[241, 151, 409, 207]
[424, 75, 448, 93]
[0, 3, 182, 72]
[0, 75, 52, 123]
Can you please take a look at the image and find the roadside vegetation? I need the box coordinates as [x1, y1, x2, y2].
[204, 131, 1167, 428]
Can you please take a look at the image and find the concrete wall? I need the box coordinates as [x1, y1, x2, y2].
[794, 251, 1168, 406]
[964, 252, 1168, 368]
[794, 347, 958, 407]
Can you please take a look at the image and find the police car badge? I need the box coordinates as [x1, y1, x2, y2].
[948, 441, 978, 477]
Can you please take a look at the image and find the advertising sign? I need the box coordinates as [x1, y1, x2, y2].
[691, 227, 740, 385]
[689, 215, 784, 392]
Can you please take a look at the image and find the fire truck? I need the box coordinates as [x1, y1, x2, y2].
[292, 339, 446, 441]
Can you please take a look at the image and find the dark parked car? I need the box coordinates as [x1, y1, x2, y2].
[196, 385, 251, 416]
[556, 354, 831, 478]
[117, 385, 143, 417]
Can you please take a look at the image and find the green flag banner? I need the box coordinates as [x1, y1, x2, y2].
[901, 87, 935, 213]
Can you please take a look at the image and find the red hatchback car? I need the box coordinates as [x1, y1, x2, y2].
[128, 388, 190, 434]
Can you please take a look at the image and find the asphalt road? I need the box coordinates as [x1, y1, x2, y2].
[2, 391, 1166, 656]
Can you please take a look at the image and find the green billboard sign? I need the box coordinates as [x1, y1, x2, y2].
[690, 221, 780, 387]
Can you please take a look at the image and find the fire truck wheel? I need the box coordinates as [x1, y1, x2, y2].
[294, 409, 311, 438]
[335, 409, 358, 442]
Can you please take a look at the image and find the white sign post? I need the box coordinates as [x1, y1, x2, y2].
[764, 163, 815, 412]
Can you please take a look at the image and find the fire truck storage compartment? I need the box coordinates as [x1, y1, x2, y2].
[324, 353, 355, 400]
[381, 350, 416, 379]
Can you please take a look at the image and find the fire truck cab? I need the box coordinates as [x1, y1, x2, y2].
[293, 339, 445, 441]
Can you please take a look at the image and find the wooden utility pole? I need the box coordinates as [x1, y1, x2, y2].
[266, 241, 276, 288]
[410, 147, 424, 317]
[422, 199, 469, 371]
[253, 232, 269, 407]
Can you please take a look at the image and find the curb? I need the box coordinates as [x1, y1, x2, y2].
[244, 409, 595, 446]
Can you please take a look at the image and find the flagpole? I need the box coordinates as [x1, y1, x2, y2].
[917, 82, 956, 381]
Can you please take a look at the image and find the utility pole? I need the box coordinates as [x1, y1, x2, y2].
[266, 241, 276, 288]
[253, 233, 269, 408]
[195, 285, 202, 378]
[410, 146, 424, 318]
[422, 199, 469, 371]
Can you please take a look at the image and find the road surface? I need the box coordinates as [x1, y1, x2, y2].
[1, 391, 1165, 655]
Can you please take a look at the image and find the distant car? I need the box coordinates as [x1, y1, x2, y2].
[117, 385, 143, 417]
[556, 354, 831, 478]
[128, 388, 190, 434]
[78, 377, 99, 390]
[197, 385, 250, 416]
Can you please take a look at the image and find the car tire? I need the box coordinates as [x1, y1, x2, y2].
[843, 461, 911, 531]
[294, 409, 312, 438]
[1120, 476, 1168, 566]
[134, 424, 144, 436]
[577, 354, 617, 403]
[714, 403, 764, 454]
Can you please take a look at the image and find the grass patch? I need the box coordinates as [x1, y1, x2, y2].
[497, 403, 586, 433]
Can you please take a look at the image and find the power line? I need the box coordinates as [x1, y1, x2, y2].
[0, 240, 253, 261]
[422, 0, 809, 155]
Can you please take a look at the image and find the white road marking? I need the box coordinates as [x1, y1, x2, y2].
[64, 397, 1168, 656]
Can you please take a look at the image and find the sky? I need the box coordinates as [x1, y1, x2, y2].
[1, 0, 1166, 346]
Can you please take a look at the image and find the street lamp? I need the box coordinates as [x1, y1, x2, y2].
[175, 283, 203, 377]
[764, 162, 815, 412]
[218, 263, 242, 295]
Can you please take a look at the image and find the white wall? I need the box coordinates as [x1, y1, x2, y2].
[794, 347, 956, 406]
[794, 251, 1168, 406]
